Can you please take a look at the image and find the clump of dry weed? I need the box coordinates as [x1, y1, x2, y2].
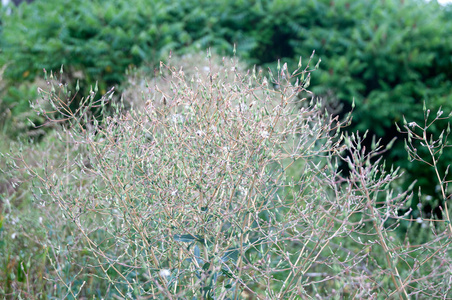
[6, 53, 451, 299]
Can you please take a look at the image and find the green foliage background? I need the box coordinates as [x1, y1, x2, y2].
[1, 0, 451, 207]
[4, 0, 451, 206]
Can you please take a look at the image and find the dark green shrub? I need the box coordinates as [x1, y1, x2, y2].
[244, 0, 452, 210]
[2, 0, 451, 212]
[2, 0, 451, 129]
[0, 0, 237, 109]
[0, 0, 247, 139]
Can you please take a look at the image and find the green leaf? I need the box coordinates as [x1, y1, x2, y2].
[202, 262, 211, 271]
[221, 269, 233, 278]
[173, 234, 204, 243]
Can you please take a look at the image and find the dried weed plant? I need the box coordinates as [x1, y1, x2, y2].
[6, 53, 452, 299]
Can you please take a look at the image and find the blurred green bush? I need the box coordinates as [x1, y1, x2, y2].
[1, 0, 451, 208]
[267, 0, 452, 207]
[0, 0, 238, 99]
